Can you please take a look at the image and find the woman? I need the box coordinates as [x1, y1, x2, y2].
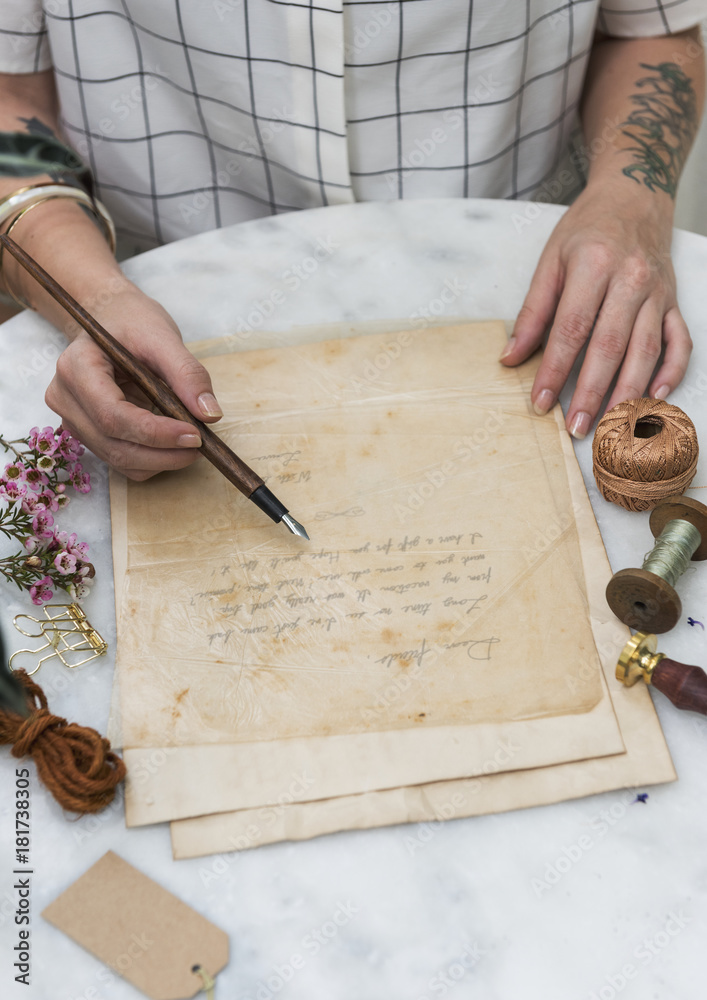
[0, 0, 705, 476]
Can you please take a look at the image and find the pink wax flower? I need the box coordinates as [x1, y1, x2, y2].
[67, 578, 92, 600]
[29, 575, 54, 605]
[21, 494, 40, 514]
[54, 531, 90, 564]
[54, 551, 77, 575]
[2, 423, 96, 606]
[69, 462, 91, 493]
[70, 540, 89, 560]
[1, 480, 27, 500]
[56, 429, 84, 460]
[35, 427, 59, 455]
[54, 427, 85, 462]
[31, 512, 54, 539]
[24, 467, 48, 491]
[36, 491, 59, 512]
[4, 462, 26, 482]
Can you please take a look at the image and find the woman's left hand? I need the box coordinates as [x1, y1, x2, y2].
[500, 179, 692, 438]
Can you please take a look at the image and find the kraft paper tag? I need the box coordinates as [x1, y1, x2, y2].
[42, 851, 228, 999]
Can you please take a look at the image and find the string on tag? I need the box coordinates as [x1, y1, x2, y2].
[192, 964, 216, 999]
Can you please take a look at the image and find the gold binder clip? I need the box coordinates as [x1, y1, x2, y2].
[9, 603, 108, 675]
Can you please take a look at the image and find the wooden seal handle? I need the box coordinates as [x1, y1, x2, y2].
[651, 658, 707, 716]
[617, 631, 707, 717]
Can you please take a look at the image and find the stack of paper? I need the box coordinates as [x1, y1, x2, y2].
[108, 322, 674, 859]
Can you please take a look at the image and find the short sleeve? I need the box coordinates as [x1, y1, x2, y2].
[598, 0, 707, 37]
[0, 0, 51, 73]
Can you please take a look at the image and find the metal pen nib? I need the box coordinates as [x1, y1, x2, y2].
[281, 512, 310, 540]
[249, 485, 309, 539]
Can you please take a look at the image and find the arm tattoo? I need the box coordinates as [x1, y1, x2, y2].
[620, 62, 697, 199]
[18, 115, 56, 139]
[0, 118, 92, 194]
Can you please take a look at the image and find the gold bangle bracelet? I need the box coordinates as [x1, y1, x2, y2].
[0, 182, 116, 239]
[0, 194, 117, 311]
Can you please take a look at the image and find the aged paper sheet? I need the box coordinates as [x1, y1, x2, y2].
[170, 416, 675, 857]
[110, 321, 633, 828]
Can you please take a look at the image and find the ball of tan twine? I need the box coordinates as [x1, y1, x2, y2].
[592, 398, 698, 512]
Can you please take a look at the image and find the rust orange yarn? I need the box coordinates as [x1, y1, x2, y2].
[0, 669, 125, 814]
[592, 399, 698, 512]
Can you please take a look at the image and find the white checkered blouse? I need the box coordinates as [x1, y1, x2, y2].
[1, 0, 706, 255]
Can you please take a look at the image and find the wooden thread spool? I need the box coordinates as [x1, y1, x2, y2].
[606, 495, 707, 633]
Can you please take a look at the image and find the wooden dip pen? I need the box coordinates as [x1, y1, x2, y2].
[0, 234, 309, 538]
[606, 495, 707, 633]
[617, 632, 707, 716]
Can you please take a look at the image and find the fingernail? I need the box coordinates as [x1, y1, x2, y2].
[198, 392, 223, 418]
[569, 411, 591, 440]
[653, 384, 670, 400]
[533, 389, 555, 416]
[178, 433, 202, 448]
[500, 336, 516, 360]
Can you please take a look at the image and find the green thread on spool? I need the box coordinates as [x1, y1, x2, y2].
[642, 519, 701, 588]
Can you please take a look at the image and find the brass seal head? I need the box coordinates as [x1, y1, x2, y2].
[616, 631, 664, 687]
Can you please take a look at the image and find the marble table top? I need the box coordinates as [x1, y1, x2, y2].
[1, 198, 707, 1000]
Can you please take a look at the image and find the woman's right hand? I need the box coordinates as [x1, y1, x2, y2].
[45, 285, 223, 481]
